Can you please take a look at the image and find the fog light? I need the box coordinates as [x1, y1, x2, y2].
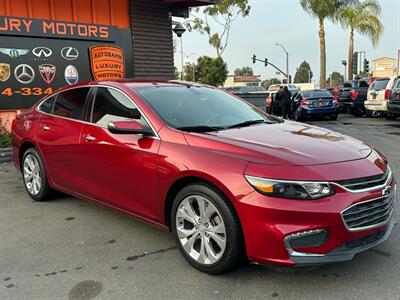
[284, 229, 328, 250]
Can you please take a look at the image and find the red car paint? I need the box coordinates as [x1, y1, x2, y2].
[12, 80, 396, 267]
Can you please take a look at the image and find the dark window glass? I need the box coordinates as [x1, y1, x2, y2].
[372, 79, 389, 91]
[91, 87, 147, 128]
[39, 96, 55, 114]
[343, 82, 353, 88]
[53, 88, 90, 120]
[133, 86, 274, 129]
[359, 81, 369, 88]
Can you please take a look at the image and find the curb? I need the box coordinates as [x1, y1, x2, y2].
[0, 147, 12, 163]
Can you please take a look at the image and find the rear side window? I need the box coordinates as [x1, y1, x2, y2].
[39, 96, 55, 114]
[53, 88, 90, 120]
[91, 87, 143, 127]
[371, 79, 389, 91]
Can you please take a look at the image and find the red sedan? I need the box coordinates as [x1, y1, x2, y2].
[11, 80, 396, 274]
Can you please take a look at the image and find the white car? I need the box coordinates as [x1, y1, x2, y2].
[365, 77, 397, 115]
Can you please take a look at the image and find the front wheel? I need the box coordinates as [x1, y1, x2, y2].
[171, 183, 244, 274]
[22, 148, 53, 201]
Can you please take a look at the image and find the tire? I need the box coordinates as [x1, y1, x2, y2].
[365, 109, 373, 117]
[294, 111, 303, 122]
[22, 148, 53, 201]
[171, 183, 244, 275]
[329, 114, 338, 120]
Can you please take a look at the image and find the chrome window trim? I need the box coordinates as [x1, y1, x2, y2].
[332, 166, 392, 193]
[340, 184, 397, 232]
[36, 84, 160, 139]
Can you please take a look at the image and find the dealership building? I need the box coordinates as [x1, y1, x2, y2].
[0, 0, 215, 130]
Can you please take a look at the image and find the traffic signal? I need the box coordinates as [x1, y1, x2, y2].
[252, 55, 256, 64]
[264, 58, 268, 66]
[352, 52, 358, 75]
[363, 59, 370, 73]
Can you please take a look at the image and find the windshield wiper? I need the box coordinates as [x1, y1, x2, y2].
[176, 125, 224, 133]
[227, 119, 269, 129]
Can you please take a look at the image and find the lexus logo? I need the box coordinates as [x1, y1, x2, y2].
[61, 47, 79, 60]
[32, 47, 52, 58]
[14, 64, 35, 84]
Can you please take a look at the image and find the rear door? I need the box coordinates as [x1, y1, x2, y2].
[368, 78, 390, 103]
[78, 86, 161, 219]
[35, 87, 93, 191]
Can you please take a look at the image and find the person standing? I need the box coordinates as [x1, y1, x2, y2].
[280, 86, 292, 119]
[273, 86, 284, 116]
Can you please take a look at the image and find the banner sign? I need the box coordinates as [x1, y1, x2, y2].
[0, 16, 133, 110]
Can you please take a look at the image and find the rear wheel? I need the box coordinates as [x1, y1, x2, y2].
[22, 148, 53, 201]
[171, 183, 244, 274]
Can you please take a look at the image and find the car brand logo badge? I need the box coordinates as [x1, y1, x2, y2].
[61, 47, 79, 60]
[89, 45, 125, 81]
[64, 65, 79, 85]
[382, 186, 391, 196]
[0, 63, 11, 82]
[39, 64, 56, 84]
[32, 47, 52, 58]
[0, 48, 29, 58]
[14, 64, 35, 84]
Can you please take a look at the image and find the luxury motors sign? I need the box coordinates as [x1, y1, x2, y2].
[0, 16, 133, 110]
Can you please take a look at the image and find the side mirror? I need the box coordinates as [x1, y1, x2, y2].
[108, 120, 153, 136]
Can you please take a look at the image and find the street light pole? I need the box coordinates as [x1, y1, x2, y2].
[275, 43, 289, 83]
[172, 22, 186, 80]
[180, 37, 184, 80]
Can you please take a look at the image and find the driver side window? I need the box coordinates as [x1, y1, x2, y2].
[90, 87, 150, 129]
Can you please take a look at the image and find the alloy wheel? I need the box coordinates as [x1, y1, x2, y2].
[175, 195, 227, 265]
[23, 154, 42, 196]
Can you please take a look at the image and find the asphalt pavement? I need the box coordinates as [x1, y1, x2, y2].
[0, 114, 399, 300]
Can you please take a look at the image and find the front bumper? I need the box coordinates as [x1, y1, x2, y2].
[236, 174, 397, 267]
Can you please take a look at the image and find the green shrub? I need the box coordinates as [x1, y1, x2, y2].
[0, 131, 11, 148]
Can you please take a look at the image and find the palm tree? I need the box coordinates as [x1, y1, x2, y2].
[338, 0, 384, 80]
[300, 0, 353, 88]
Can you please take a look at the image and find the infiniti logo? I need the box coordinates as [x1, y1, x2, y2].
[32, 47, 52, 58]
[61, 47, 79, 60]
[14, 64, 35, 84]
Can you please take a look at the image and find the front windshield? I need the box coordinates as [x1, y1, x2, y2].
[133, 85, 277, 131]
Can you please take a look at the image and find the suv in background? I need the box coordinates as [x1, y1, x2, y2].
[387, 77, 400, 119]
[338, 80, 369, 115]
[364, 77, 399, 117]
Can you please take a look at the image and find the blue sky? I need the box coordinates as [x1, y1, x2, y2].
[174, 0, 400, 81]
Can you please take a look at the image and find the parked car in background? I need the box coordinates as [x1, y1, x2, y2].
[386, 77, 400, 119]
[338, 80, 369, 115]
[12, 80, 396, 274]
[365, 77, 397, 117]
[362, 77, 378, 86]
[269, 84, 299, 95]
[291, 89, 340, 121]
[223, 86, 269, 111]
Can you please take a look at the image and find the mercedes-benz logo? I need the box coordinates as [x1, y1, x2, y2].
[61, 47, 79, 60]
[32, 47, 52, 58]
[14, 64, 35, 84]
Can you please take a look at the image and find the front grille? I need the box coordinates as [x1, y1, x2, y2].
[342, 190, 396, 230]
[334, 167, 391, 192]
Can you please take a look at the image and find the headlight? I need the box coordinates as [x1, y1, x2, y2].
[245, 175, 335, 200]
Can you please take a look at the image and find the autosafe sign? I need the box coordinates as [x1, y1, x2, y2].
[0, 16, 133, 110]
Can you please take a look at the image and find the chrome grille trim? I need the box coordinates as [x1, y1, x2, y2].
[341, 185, 397, 232]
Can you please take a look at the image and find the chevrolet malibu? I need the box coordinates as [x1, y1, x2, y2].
[12, 80, 396, 274]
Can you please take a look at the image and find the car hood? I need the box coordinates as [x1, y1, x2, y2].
[184, 121, 372, 166]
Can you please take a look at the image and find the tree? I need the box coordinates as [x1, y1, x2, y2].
[300, 0, 355, 88]
[186, 0, 250, 57]
[261, 78, 281, 89]
[183, 63, 196, 82]
[174, 66, 180, 80]
[195, 56, 228, 87]
[294, 61, 313, 83]
[326, 71, 344, 87]
[234, 66, 254, 76]
[337, 0, 383, 80]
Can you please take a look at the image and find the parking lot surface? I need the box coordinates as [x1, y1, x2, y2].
[1, 114, 399, 300]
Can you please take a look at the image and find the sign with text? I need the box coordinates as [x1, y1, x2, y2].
[90, 45, 125, 81]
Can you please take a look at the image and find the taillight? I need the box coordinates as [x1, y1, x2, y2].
[300, 99, 309, 105]
[351, 91, 358, 100]
[11, 117, 17, 128]
[384, 89, 390, 100]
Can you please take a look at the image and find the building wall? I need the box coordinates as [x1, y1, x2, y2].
[372, 57, 396, 78]
[130, 0, 174, 79]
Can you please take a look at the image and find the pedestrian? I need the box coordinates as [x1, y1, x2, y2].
[280, 86, 292, 119]
[273, 86, 284, 116]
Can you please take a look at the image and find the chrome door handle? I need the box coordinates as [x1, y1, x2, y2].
[85, 135, 96, 142]
[42, 125, 50, 131]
